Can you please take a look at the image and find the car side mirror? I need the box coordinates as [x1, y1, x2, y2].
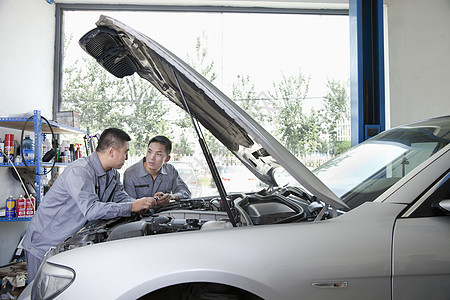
[433, 199, 450, 214]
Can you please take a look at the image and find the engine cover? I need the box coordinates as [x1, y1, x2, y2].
[246, 202, 295, 225]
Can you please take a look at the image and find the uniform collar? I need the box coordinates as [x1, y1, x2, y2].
[139, 157, 168, 177]
[89, 152, 108, 177]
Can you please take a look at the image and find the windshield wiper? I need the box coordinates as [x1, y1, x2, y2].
[172, 70, 237, 227]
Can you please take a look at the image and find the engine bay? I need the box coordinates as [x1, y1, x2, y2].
[51, 186, 335, 255]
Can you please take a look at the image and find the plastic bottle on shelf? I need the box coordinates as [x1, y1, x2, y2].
[23, 135, 34, 162]
[60, 140, 70, 163]
[54, 140, 60, 162]
[63, 148, 71, 163]
[59, 140, 67, 163]
[60, 150, 67, 163]
[42, 134, 51, 158]
[60, 140, 68, 153]
[75, 144, 82, 160]
[62, 140, 70, 151]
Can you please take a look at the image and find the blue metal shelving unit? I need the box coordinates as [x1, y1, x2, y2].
[0, 110, 87, 222]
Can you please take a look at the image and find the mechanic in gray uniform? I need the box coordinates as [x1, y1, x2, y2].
[23, 128, 157, 282]
[123, 135, 191, 207]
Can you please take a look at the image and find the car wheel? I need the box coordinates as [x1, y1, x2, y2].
[139, 282, 262, 300]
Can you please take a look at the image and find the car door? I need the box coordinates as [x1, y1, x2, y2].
[392, 171, 450, 300]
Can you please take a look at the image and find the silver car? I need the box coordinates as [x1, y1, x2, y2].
[19, 15, 450, 300]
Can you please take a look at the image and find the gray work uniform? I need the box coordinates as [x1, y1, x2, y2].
[123, 158, 191, 200]
[22, 152, 133, 280]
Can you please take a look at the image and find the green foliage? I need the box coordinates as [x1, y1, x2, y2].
[61, 33, 225, 159]
[321, 78, 351, 155]
[267, 74, 350, 157]
[270, 72, 313, 156]
[173, 35, 217, 134]
[114, 75, 169, 156]
[62, 58, 124, 130]
[61, 56, 169, 156]
[336, 140, 351, 155]
[232, 75, 269, 123]
[204, 129, 233, 163]
[187, 36, 218, 83]
[181, 35, 225, 158]
[61, 33, 350, 167]
[172, 132, 195, 160]
[302, 109, 326, 153]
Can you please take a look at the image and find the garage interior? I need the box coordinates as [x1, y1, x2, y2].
[0, 0, 449, 298]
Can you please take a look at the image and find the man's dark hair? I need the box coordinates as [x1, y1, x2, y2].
[96, 128, 131, 152]
[148, 135, 172, 155]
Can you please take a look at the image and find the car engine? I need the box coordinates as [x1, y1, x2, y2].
[51, 186, 331, 255]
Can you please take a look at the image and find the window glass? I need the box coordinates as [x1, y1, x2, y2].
[61, 9, 350, 196]
[409, 171, 450, 218]
[313, 121, 450, 208]
[272, 119, 450, 209]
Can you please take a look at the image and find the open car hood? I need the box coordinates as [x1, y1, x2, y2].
[79, 15, 347, 210]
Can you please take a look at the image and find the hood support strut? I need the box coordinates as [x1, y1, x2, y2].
[172, 70, 237, 227]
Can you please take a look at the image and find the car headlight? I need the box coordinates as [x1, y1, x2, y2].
[31, 261, 75, 300]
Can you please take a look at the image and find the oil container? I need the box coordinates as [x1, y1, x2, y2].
[16, 195, 26, 218]
[6, 195, 16, 219]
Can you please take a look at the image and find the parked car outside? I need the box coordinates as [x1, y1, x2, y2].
[168, 161, 202, 197]
[220, 165, 264, 193]
[19, 15, 450, 300]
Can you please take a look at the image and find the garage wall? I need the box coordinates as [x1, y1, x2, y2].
[385, 0, 450, 127]
[0, 0, 54, 117]
[0, 0, 54, 266]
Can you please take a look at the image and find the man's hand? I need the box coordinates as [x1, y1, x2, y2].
[153, 192, 177, 206]
[131, 197, 157, 213]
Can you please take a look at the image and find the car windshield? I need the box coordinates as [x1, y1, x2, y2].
[274, 117, 450, 209]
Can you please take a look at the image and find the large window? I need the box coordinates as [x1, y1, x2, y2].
[58, 6, 350, 194]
